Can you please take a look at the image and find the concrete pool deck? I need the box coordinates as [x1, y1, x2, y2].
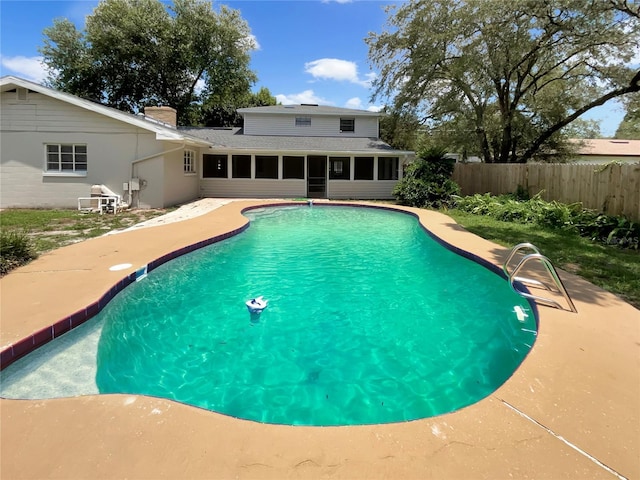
[1, 200, 638, 479]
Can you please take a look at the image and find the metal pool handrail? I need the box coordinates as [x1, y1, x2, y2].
[504, 243, 578, 313]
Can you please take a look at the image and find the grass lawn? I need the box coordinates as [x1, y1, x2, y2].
[446, 209, 640, 310]
[0, 208, 170, 255]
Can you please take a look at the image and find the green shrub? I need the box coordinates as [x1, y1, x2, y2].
[453, 193, 639, 249]
[0, 230, 37, 275]
[393, 147, 460, 208]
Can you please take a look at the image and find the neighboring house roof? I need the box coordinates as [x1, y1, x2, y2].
[0, 75, 209, 146]
[237, 105, 382, 117]
[571, 138, 640, 156]
[181, 127, 412, 155]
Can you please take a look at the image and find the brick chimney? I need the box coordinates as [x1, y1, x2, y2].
[143, 106, 177, 127]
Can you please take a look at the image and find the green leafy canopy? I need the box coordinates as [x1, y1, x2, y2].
[40, 0, 274, 126]
[367, 0, 640, 163]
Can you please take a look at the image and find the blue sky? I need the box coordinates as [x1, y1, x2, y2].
[0, 0, 630, 136]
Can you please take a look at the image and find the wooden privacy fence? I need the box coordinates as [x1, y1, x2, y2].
[452, 162, 640, 221]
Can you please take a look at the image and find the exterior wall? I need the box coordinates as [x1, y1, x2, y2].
[0, 90, 188, 209]
[134, 157, 164, 208]
[200, 179, 306, 198]
[162, 148, 200, 207]
[328, 181, 397, 200]
[243, 113, 378, 138]
[199, 153, 400, 200]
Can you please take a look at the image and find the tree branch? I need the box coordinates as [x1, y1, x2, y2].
[519, 69, 640, 162]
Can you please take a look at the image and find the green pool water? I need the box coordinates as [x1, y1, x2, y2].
[96, 205, 536, 426]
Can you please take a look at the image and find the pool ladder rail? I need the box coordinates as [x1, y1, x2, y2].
[503, 243, 578, 313]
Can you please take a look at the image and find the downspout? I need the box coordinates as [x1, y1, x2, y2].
[129, 141, 186, 208]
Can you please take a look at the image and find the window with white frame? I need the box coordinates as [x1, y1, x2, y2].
[295, 116, 311, 127]
[46, 144, 87, 173]
[184, 149, 196, 174]
[340, 118, 355, 133]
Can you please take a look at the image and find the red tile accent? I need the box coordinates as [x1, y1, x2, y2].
[69, 309, 88, 328]
[53, 318, 72, 338]
[0, 347, 15, 369]
[11, 337, 34, 360]
[32, 327, 53, 348]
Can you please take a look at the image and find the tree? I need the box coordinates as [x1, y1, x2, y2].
[367, 0, 640, 163]
[378, 106, 422, 151]
[614, 94, 640, 139]
[40, 0, 258, 125]
[200, 86, 277, 127]
[392, 147, 460, 208]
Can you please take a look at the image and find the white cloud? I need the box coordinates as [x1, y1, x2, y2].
[304, 58, 374, 88]
[345, 97, 384, 112]
[0, 56, 49, 83]
[345, 97, 363, 109]
[276, 89, 332, 106]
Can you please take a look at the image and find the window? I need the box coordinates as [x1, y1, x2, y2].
[283, 156, 304, 179]
[255, 155, 278, 179]
[340, 118, 355, 133]
[184, 150, 196, 174]
[232, 155, 251, 178]
[354, 157, 374, 180]
[202, 154, 228, 178]
[329, 156, 350, 180]
[295, 116, 311, 127]
[378, 157, 399, 180]
[46, 144, 87, 173]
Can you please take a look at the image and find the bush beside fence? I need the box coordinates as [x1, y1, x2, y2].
[452, 163, 640, 222]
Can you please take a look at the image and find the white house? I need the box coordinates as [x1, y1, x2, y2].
[1, 76, 211, 209]
[182, 105, 414, 200]
[1, 76, 413, 209]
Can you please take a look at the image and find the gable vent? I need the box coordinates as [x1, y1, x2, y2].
[17, 87, 28, 101]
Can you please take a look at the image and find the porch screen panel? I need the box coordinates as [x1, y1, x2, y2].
[203, 154, 228, 178]
[329, 156, 350, 180]
[256, 155, 278, 179]
[283, 156, 304, 179]
[232, 155, 251, 178]
[378, 157, 399, 180]
[354, 157, 374, 180]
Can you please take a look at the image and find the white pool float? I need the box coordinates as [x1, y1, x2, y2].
[246, 296, 268, 314]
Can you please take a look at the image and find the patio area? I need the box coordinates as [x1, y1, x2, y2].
[1, 200, 638, 479]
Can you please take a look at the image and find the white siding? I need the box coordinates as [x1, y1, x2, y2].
[328, 180, 397, 200]
[163, 148, 200, 207]
[1, 130, 159, 208]
[1, 92, 137, 133]
[200, 179, 306, 198]
[243, 113, 378, 137]
[0, 92, 194, 209]
[135, 157, 164, 208]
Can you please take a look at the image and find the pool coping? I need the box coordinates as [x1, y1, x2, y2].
[1, 200, 638, 479]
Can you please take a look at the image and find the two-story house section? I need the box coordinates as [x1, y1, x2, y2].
[182, 104, 414, 200]
[1, 76, 414, 208]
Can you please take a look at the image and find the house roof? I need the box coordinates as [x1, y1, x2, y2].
[237, 105, 382, 117]
[572, 138, 640, 156]
[180, 127, 413, 156]
[0, 75, 210, 147]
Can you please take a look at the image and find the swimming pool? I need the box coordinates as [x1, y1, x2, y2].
[1, 205, 537, 426]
